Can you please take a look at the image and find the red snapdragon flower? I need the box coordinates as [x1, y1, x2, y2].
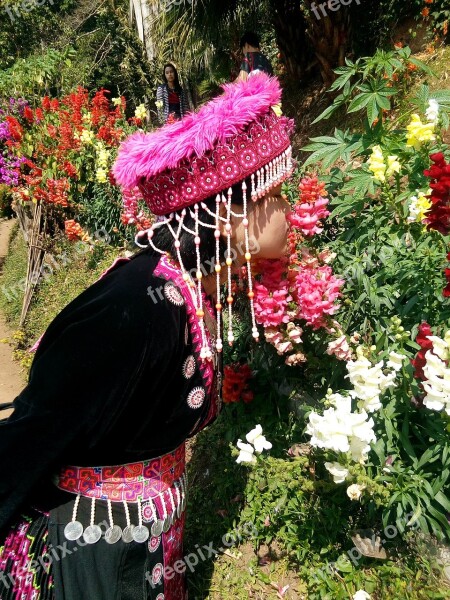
[222, 363, 254, 404]
[423, 152, 450, 235]
[411, 322, 434, 381]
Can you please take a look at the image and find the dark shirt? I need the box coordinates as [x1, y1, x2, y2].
[168, 89, 181, 118]
[0, 249, 219, 530]
[240, 51, 274, 77]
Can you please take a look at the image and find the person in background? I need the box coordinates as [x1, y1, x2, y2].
[237, 31, 274, 82]
[156, 63, 190, 125]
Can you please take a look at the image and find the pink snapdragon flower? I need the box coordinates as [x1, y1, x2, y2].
[326, 334, 352, 361]
[287, 176, 330, 236]
[294, 266, 344, 329]
[254, 283, 292, 328]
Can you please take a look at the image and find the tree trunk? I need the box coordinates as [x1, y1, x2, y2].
[302, 0, 352, 86]
[269, 0, 312, 82]
[129, 0, 156, 60]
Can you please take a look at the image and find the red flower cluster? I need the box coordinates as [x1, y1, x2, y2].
[64, 219, 85, 241]
[222, 363, 254, 404]
[423, 152, 450, 235]
[411, 322, 434, 380]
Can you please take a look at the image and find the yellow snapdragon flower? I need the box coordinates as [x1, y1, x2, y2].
[367, 146, 387, 182]
[135, 104, 147, 120]
[79, 129, 95, 145]
[407, 190, 431, 223]
[96, 167, 108, 183]
[367, 146, 401, 182]
[406, 114, 435, 150]
[112, 97, 122, 106]
[386, 156, 401, 177]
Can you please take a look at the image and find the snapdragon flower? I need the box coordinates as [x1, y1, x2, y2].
[324, 462, 349, 483]
[347, 483, 366, 501]
[246, 424, 273, 453]
[425, 99, 439, 124]
[236, 425, 272, 464]
[421, 334, 450, 414]
[135, 104, 147, 120]
[346, 351, 397, 413]
[306, 394, 376, 463]
[236, 440, 256, 464]
[408, 190, 432, 223]
[406, 114, 436, 149]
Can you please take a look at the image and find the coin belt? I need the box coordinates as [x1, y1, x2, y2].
[53, 443, 187, 545]
[61, 472, 188, 545]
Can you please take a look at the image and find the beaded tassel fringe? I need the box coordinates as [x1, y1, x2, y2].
[135, 147, 294, 358]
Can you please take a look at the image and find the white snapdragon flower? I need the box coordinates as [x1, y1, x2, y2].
[386, 351, 407, 372]
[324, 462, 349, 484]
[346, 353, 398, 413]
[422, 346, 450, 414]
[347, 483, 366, 501]
[306, 408, 352, 453]
[246, 424, 273, 453]
[353, 590, 371, 600]
[306, 398, 376, 462]
[426, 336, 449, 361]
[236, 440, 256, 464]
[425, 99, 440, 124]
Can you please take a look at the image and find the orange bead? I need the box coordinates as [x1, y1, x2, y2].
[227, 296, 233, 304]
[216, 303, 222, 311]
[248, 291, 254, 299]
[196, 309, 204, 317]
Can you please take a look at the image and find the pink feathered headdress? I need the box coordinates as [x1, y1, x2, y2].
[113, 74, 294, 215]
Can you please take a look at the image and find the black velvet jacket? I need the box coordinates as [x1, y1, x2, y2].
[0, 249, 220, 531]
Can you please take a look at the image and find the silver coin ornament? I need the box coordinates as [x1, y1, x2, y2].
[105, 525, 122, 545]
[162, 515, 172, 533]
[132, 525, 150, 543]
[182, 497, 186, 512]
[83, 524, 102, 545]
[151, 520, 164, 538]
[177, 503, 182, 519]
[122, 525, 135, 543]
[64, 521, 83, 541]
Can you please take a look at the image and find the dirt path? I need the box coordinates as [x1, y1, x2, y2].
[0, 218, 24, 415]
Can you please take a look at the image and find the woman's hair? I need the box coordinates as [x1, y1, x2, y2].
[150, 179, 252, 273]
[163, 63, 181, 90]
[240, 31, 260, 50]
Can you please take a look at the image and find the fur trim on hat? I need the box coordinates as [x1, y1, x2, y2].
[113, 74, 282, 190]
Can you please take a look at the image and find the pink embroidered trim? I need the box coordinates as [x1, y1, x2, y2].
[154, 254, 215, 396]
[137, 112, 291, 214]
[54, 443, 185, 502]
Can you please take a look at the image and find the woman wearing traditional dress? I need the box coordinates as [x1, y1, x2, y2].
[0, 73, 294, 599]
[156, 63, 190, 125]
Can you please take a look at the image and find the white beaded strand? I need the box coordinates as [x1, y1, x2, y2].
[225, 187, 234, 345]
[214, 195, 223, 353]
[194, 203, 212, 360]
[241, 181, 259, 341]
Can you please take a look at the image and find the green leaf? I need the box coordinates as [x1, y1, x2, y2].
[434, 490, 450, 512]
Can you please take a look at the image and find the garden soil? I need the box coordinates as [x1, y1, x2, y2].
[0, 218, 24, 416]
